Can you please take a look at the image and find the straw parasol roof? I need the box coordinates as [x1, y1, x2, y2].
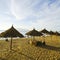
[40, 29, 49, 34]
[54, 31, 60, 36]
[26, 29, 43, 36]
[0, 25, 24, 37]
[49, 31, 55, 35]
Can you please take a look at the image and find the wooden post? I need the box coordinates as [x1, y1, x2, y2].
[43, 35, 45, 42]
[10, 37, 12, 50]
[51, 35, 52, 41]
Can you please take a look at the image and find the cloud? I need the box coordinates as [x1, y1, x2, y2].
[10, 0, 60, 21]
[0, 0, 60, 31]
[10, 0, 34, 20]
[10, 0, 46, 20]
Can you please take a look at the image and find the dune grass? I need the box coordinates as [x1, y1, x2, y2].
[0, 36, 60, 60]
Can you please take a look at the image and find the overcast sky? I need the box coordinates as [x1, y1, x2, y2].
[0, 0, 60, 32]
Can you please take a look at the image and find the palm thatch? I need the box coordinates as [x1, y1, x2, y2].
[0, 25, 24, 37]
[49, 31, 55, 35]
[40, 29, 49, 34]
[54, 31, 60, 36]
[26, 29, 42, 36]
[0, 25, 24, 50]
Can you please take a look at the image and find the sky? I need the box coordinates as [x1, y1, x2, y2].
[0, 0, 60, 33]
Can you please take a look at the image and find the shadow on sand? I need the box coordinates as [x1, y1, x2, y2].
[36, 42, 60, 51]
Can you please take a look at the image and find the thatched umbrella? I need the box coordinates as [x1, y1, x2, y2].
[26, 29, 43, 45]
[26, 29, 42, 40]
[40, 29, 49, 34]
[54, 31, 60, 41]
[55, 31, 60, 36]
[26, 29, 42, 36]
[40, 29, 49, 42]
[49, 31, 55, 40]
[49, 31, 55, 35]
[26, 28, 42, 36]
[0, 25, 24, 50]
